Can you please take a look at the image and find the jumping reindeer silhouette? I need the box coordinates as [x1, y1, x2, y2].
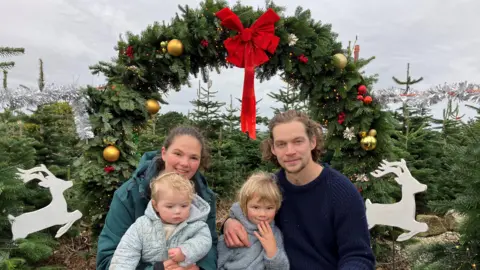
[8, 164, 82, 241]
[366, 159, 429, 242]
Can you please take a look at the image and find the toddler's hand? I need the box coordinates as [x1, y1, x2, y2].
[253, 221, 277, 258]
[168, 247, 186, 262]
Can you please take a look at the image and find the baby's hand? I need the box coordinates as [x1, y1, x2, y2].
[168, 247, 185, 262]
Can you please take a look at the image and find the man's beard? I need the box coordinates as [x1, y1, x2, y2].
[284, 159, 308, 174]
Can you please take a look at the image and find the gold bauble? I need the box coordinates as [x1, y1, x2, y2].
[368, 129, 377, 137]
[167, 39, 184, 56]
[360, 136, 377, 151]
[359, 131, 367, 138]
[333, 53, 348, 69]
[160, 41, 167, 48]
[145, 99, 160, 114]
[103, 145, 120, 162]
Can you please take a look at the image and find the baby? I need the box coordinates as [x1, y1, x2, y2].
[109, 172, 212, 270]
[217, 171, 290, 269]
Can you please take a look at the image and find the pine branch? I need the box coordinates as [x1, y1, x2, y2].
[0, 47, 25, 57]
[392, 76, 407, 85]
[409, 77, 424, 84]
[3, 70, 7, 90]
[0, 62, 14, 70]
[38, 58, 45, 91]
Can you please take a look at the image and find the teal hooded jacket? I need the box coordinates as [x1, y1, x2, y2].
[96, 150, 218, 270]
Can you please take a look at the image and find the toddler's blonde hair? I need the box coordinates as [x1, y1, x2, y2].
[150, 172, 195, 201]
[237, 171, 282, 216]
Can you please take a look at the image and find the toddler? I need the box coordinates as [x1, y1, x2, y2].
[217, 172, 290, 269]
[109, 172, 212, 270]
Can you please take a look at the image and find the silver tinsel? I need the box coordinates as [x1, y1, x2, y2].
[372, 81, 480, 108]
[0, 83, 94, 139]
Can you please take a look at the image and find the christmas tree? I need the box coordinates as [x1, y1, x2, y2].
[190, 79, 225, 139]
[268, 81, 308, 114]
[391, 105, 444, 213]
[392, 63, 423, 95]
[0, 47, 25, 91]
[220, 95, 240, 133]
[0, 116, 58, 269]
[411, 114, 480, 269]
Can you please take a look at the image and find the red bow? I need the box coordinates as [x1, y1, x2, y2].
[216, 8, 280, 139]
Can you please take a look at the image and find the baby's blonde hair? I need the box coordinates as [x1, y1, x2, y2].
[150, 172, 195, 201]
[237, 171, 282, 216]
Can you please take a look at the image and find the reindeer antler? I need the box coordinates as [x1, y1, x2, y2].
[370, 160, 403, 178]
[16, 164, 50, 184]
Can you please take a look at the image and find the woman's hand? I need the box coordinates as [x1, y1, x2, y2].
[253, 221, 277, 258]
[223, 218, 250, 248]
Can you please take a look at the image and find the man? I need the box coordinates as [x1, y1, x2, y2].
[223, 110, 375, 269]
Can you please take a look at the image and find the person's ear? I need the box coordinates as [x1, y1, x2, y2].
[151, 199, 159, 212]
[161, 147, 167, 162]
[310, 136, 317, 150]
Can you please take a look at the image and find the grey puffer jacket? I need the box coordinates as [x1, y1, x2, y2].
[109, 194, 212, 270]
[216, 202, 290, 270]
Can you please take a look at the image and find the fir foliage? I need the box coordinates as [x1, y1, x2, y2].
[411, 117, 480, 269]
[0, 114, 58, 269]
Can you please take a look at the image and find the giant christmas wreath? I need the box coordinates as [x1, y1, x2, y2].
[79, 0, 390, 233]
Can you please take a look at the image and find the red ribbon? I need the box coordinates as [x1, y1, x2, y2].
[216, 8, 280, 139]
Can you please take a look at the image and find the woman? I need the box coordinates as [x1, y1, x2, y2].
[96, 126, 217, 270]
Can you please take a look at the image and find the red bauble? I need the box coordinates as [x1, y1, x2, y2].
[358, 85, 367, 95]
[125, 46, 134, 59]
[337, 112, 346, 124]
[363, 96, 373, 104]
[298, 54, 308, 64]
[104, 165, 115, 173]
[357, 95, 364, 101]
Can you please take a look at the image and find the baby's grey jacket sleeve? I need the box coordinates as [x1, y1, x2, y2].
[264, 227, 290, 270]
[109, 220, 143, 270]
[178, 222, 212, 267]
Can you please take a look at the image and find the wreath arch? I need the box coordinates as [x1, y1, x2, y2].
[80, 0, 389, 233]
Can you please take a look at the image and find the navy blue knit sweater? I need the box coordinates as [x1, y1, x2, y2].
[274, 166, 375, 270]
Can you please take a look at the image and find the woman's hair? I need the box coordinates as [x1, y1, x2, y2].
[260, 110, 324, 166]
[156, 125, 211, 170]
[237, 171, 282, 216]
[150, 172, 195, 201]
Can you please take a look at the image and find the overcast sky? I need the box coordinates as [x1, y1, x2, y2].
[2, 0, 480, 125]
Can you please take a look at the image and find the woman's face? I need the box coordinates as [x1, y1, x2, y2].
[161, 135, 202, 180]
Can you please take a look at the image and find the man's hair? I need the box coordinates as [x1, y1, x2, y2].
[150, 172, 195, 201]
[260, 110, 325, 167]
[237, 171, 282, 216]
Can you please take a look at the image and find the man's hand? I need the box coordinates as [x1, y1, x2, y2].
[168, 247, 185, 262]
[253, 221, 277, 258]
[223, 218, 250, 248]
[163, 259, 199, 270]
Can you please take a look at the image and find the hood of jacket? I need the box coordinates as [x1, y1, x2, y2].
[144, 194, 211, 223]
[131, 150, 212, 203]
[229, 202, 275, 233]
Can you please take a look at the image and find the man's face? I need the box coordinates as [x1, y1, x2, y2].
[271, 121, 316, 174]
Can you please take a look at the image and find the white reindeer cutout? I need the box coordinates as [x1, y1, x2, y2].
[8, 164, 83, 240]
[366, 159, 428, 242]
